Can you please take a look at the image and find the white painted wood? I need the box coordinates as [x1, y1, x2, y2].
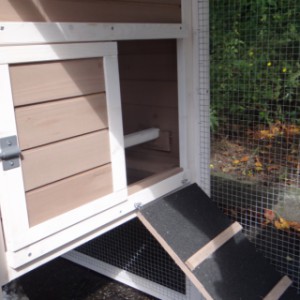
[103, 55, 127, 192]
[6, 211, 137, 281]
[128, 170, 185, 207]
[0, 43, 129, 253]
[6, 194, 133, 268]
[124, 128, 160, 148]
[8, 188, 127, 254]
[0, 42, 117, 64]
[6, 170, 185, 267]
[0, 65, 29, 249]
[177, 1, 195, 185]
[0, 216, 9, 287]
[0, 22, 186, 45]
[65, 251, 187, 300]
[177, 39, 189, 174]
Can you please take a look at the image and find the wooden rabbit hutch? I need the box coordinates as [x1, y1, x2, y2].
[0, 1, 297, 299]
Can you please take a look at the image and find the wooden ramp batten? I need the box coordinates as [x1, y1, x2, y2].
[137, 184, 293, 300]
[185, 221, 243, 271]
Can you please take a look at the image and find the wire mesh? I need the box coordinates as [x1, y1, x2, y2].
[76, 218, 186, 298]
[210, 0, 300, 292]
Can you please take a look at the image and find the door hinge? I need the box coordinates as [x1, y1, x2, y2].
[0, 136, 21, 171]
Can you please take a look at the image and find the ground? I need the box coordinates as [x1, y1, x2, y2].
[4, 258, 157, 300]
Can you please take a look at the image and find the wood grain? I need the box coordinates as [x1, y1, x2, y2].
[10, 58, 105, 106]
[0, 0, 181, 23]
[22, 130, 110, 191]
[15, 93, 108, 150]
[26, 164, 113, 226]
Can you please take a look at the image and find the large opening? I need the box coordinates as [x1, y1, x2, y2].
[118, 40, 181, 191]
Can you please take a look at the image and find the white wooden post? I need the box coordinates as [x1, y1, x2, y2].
[0, 217, 9, 300]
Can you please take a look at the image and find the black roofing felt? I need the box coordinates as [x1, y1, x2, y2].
[140, 183, 294, 300]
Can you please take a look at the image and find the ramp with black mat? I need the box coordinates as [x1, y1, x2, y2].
[137, 184, 294, 300]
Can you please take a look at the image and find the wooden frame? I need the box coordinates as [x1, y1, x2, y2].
[0, 42, 127, 255]
[6, 171, 185, 269]
[0, 22, 186, 45]
[0, 0, 193, 282]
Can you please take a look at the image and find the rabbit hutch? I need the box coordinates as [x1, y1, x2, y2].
[0, 1, 297, 299]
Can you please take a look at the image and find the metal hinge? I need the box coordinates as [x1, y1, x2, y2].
[0, 136, 21, 171]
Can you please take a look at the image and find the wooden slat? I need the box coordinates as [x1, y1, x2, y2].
[15, 93, 108, 150]
[22, 130, 110, 191]
[264, 276, 292, 300]
[26, 164, 113, 227]
[185, 222, 243, 271]
[0, 0, 181, 23]
[10, 58, 105, 106]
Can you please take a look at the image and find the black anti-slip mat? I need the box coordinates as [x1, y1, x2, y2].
[138, 183, 294, 300]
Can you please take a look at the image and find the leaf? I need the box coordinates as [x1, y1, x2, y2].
[285, 125, 300, 136]
[264, 209, 276, 222]
[240, 156, 249, 162]
[287, 221, 300, 232]
[267, 165, 280, 171]
[274, 217, 290, 230]
[232, 159, 240, 165]
[255, 161, 263, 171]
[255, 161, 263, 167]
[258, 130, 274, 139]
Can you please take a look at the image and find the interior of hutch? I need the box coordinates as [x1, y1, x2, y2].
[118, 39, 180, 193]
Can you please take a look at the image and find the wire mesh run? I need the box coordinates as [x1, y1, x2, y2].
[76, 218, 186, 296]
[210, 0, 300, 292]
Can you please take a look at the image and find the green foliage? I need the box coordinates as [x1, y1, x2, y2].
[210, 0, 300, 132]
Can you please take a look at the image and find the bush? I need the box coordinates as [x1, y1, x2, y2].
[210, 0, 300, 133]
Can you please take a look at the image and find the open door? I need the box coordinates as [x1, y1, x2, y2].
[137, 184, 294, 300]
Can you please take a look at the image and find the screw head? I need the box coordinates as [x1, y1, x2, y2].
[9, 161, 14, 166]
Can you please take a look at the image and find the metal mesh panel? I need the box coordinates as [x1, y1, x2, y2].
[210, 0, 300, 292]
[76, 218, 186, 296]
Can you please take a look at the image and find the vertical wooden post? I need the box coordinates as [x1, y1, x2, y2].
[0, 217, 9, 298]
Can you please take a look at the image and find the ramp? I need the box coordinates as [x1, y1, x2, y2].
[137, 184, 294, 300]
